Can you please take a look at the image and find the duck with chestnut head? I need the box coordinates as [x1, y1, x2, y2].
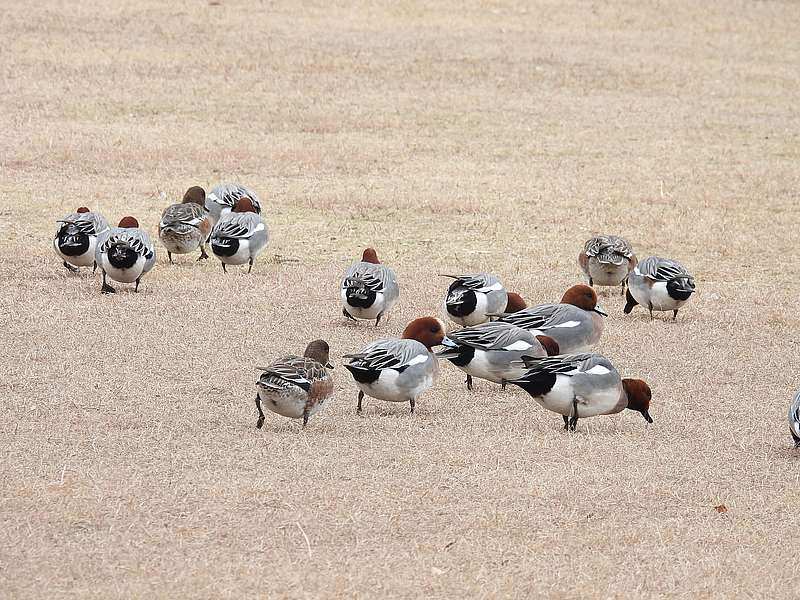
[343, 317, 455, 414]
[53, 207, 109, 273]
[202, 183, 263, 223]
[341, 247, 400, 326]
[95, 216, 156, 294]
[209, 197, 269, 273]
[158, 187, 214, 264]
[497, 284, 607, 353]
[508, 353, 653, 432]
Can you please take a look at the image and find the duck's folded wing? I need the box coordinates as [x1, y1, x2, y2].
[449, 322, 533, 352]
[440, 273, 501, 292]
[342, 263, 387, 292]
[344, 340, 426, 371]
[99, 229, 155, 259]
[212, 214, 265, 239]
[209, 184, 262, 213]
[637, 257, 691, 281]
[510, 353, 603, 379]
[257, 356, 327, 392]
[160, 204, 207, 229]
[59, 213, 102, 235]
[497, 303, 563, 329]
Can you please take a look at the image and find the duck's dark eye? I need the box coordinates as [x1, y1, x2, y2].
[430, 326, 439, 333]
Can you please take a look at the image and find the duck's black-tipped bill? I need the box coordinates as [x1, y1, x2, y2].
[643, 411, 653, 424]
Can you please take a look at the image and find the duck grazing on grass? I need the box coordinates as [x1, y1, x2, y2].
[209, 197, 269, 273]
[508, 353, 653, 431]
[341, 247, 399, 326]
[255, 340, 334, 429]
[579, 235, 637, 292]
[343, 317, 454, 414]
[624, 256, 695, 321]
[497, 285, 607, 353]
[95, 216, 156, 294]
[53, 207, 109, 273]
[158, 187, 214, 263]
[442, 273, 508, 327]
[437, 321, 559, 391]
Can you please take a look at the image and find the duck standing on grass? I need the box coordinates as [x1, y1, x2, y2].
[53, 207, 109, 273]
[344, 317, 454, 414]
[209, 197, 269, 273]
[442, 273, 508, 326]
[497, 284, 606, 353]
[158, 187, 214, 263]
[95, 216, 156, 294]
[579, 234, 637, 293]
[341, 247, 399, 326]
[437, 321, 559, 391]
[255, 340, 334, 430]
[624, 256, 695, 321]
[205, 183, 263, 223]
[508, 353, 653, 431]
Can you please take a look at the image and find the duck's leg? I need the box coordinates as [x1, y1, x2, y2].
[134, 277, 141, 293]
[375, 312, 382, 327]
[568, 398, 579, 431]
[100, 270, 116, 294]
[62, 260, 79, 273]
[588, 277, 593, 287]
[222, 262, 227, 273]
[466, 375, 473, 391]
[92, 261, 98, 274]
[409, 397, 416, 414]
[563, 415, 570, 430]
[672, 309, 679, 321]
[302, 406, 310, 428]
[255, 394, 265, 429]
[623, 289, 638, 314]
[356, 391, 364, 413]
[247, 257, 253, 274]
[620, 281, 626, 296]
[501, 379, 506, 391]
[342, 307, 357, 322]
[197, 244, 209, 261]
[648, 302, 654, 321]
[168, 251, 174, 265]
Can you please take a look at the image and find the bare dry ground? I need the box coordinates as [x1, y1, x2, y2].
[2, 0, 800, 597]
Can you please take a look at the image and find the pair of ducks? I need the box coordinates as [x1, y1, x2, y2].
[53, 184, 269, 293]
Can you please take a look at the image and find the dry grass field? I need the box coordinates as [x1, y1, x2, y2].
[2, 0, 800, 597]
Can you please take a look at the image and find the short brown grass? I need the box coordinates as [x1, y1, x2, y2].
[2, 1, 800, 597]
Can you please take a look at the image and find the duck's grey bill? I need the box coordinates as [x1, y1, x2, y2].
[643, 411, 653, 423]
[440, 336, 458, 348]
[326, 362, 334, 369]
[594, 306, 608, 317]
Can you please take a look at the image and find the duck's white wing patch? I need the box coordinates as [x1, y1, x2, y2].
[478, 282, 504, 292]
[553, 320, 580, 328]
[406, 354, 429, 366]
[503, 340, 533, 351]
[584, 365, 611, 375]
[254, 223, 266, 232]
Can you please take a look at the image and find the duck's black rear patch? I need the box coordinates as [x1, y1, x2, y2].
[212, 238, 239, 257]
[511, 373, 557, 397]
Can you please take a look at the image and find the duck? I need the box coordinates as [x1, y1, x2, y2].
[441, 273, 508, 326]
[497, 284, 607, 353]
[255, 339, 334, 429]
[343, 317, 454, 414]
[209, 197, 269, 273]
[789, 391, 800, 448]
[505, 292, 528, 313]
[437, 321, 560, 391]
[624, 256, 695, 320]
[578, 234, 637, 293]
[95, 216, 156, 294]
[158, 187, 214, 263]
[204, 183, 263, 223]
[341, 247, 400, 326]
[53, 207, 109, 273]
[508, 353, 653, 431]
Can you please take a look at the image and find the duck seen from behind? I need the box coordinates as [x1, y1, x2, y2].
[508, 353, 653, 431]
[53, 207, 109, 273]
[255, 339, 334, 430]
[341, 247, 399, 326]
[579, 234, 637, 293]
[204, 183, 263, 223]
[209, 197, 269, 273]
[343, 317, 454, 414]
[95, 216, 156, 294]
[497, 285, 607, 353]
[442, 273, 508, 327]
[158, 186, 214, 263]
[624, 256, 695, 321]
[789, 390, 800, 448]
